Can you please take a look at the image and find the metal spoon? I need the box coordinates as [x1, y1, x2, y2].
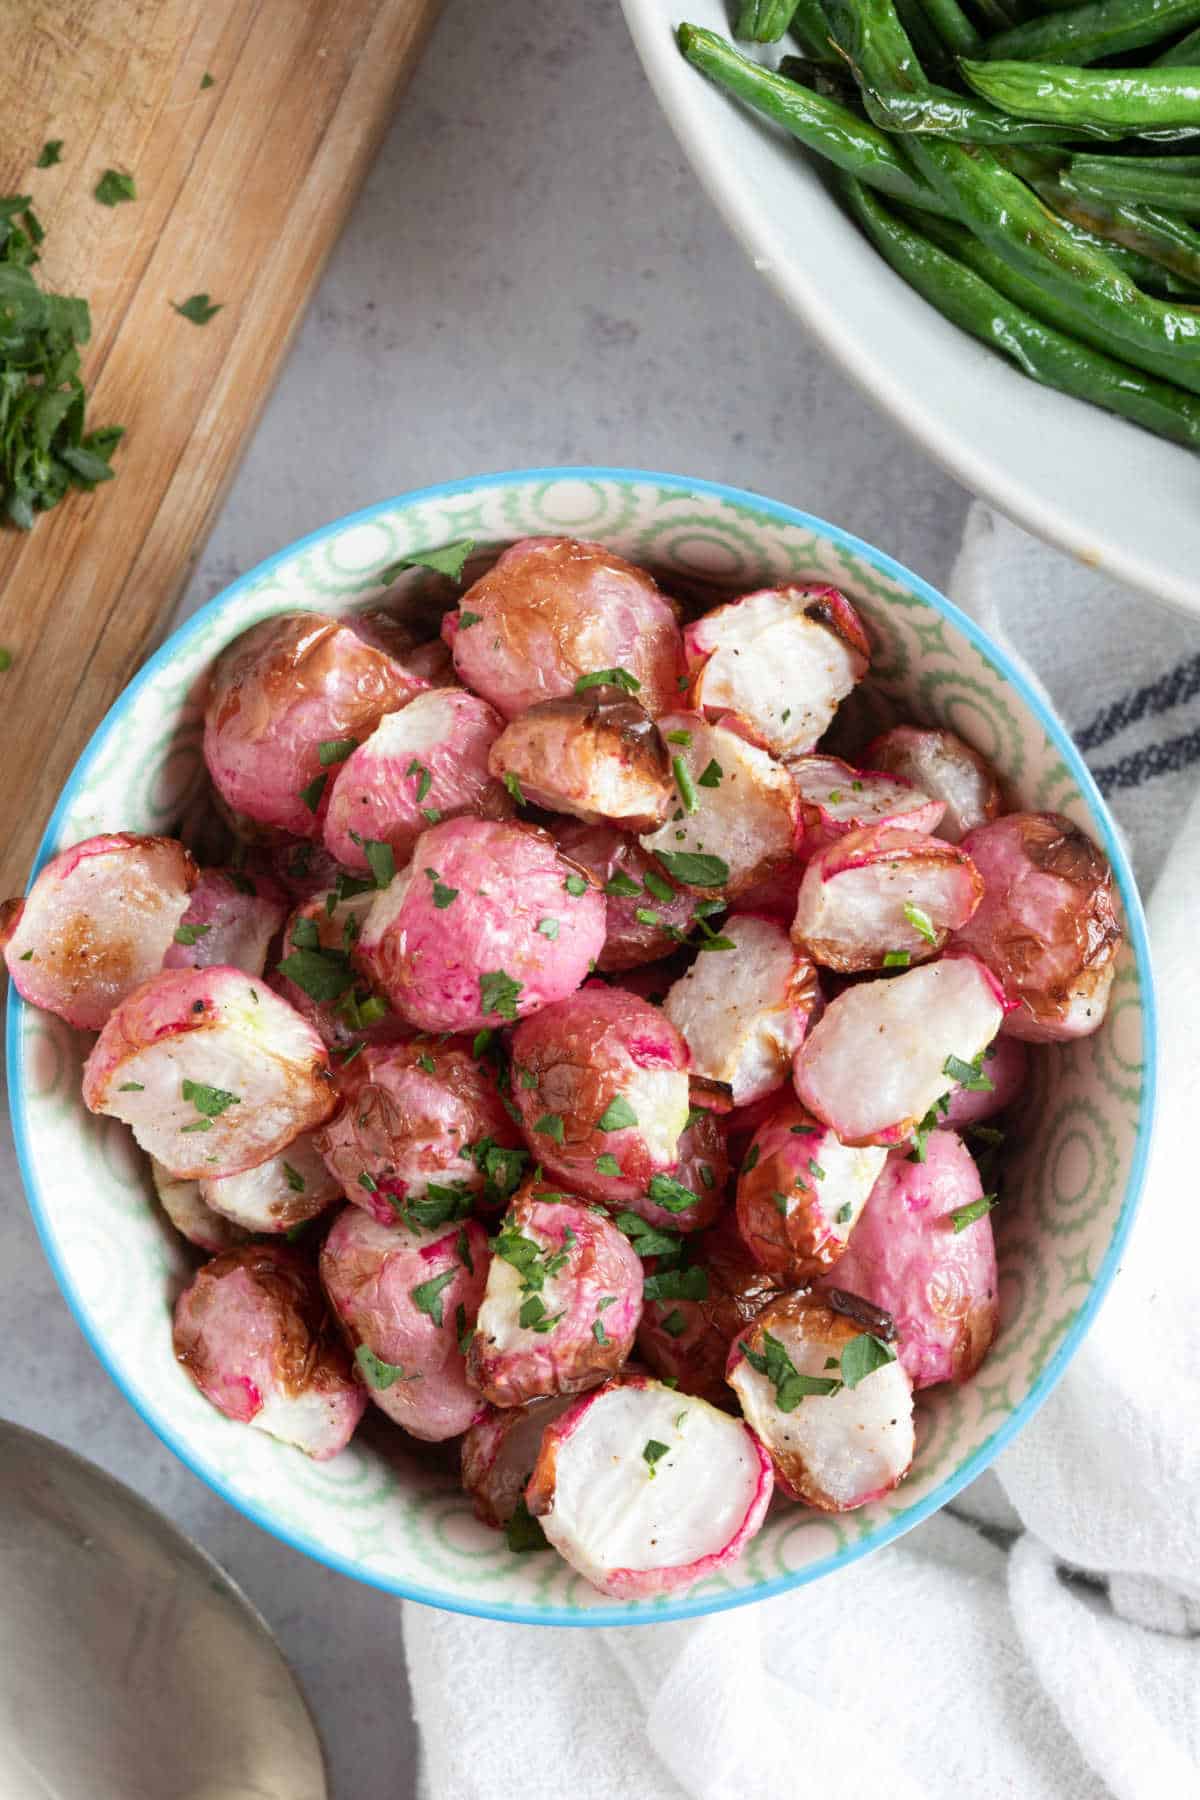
[0, 1420, 328, 1800]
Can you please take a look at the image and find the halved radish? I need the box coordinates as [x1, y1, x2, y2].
[173, 1245, 367, 1459]
[664, 913, 819, 1105]
[864, 726, 1002, 844]
[726, 1293, 913, 1510]
[526, 1372, 773, 1599]
[683, 585, 869, 758]
[202, 1130, 341, 1235]
[793, 954, 1005, 1146]
[4, 833, 197, 1029]
[319, 1206, 489, 1441]
[617, 1101, 729, 1235]
[151, 1160, 250, 1254]
[791, 756, 943, 860]
[792, 825, 983, 972]
[819, 1130, 997, 1389]
[82, 966, 336, 1179]
[467, 1186, 643, 1408]
[162, 867, 287, 978]
[489, 691, 673, 832]
[640, 713, 797, 899]
[323, 688, 510, 872]
[735, 1097, 887, 1281]
[952, 812, 1122, 1042]
[462, 1396, 576, 1528]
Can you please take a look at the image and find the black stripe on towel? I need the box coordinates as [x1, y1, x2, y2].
[1090, 723, 1200, 794]
[1075, 653, 1200, 752]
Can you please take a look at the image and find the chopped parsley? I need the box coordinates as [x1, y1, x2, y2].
[406, 758, 432, 803]
[808, 1157, 826, 1182]
[536, 917, 559, 939]
[173, 921, 211, 946]
[592, 1318, 609, 1346]
[416, 1052, 436, 1074]
[597, 1094, 637, 1132]
[661, 1308, 687, 1338]
[652, 851, 728, 888]
[697, 759, 723, 788]
[172, 293, 222, 325]
[642, 868, 675, 904]
[642, 1439, 670, 1477]
[425, 867, 458, 909]
[421, 807, 442, 824]
[385, 539, 474, 582]
[355, 1345, 417, 1390]
[635, 907, 660, 927]
[944, 1052, 995, 1093]
[902, 902, 937, 946]
[839, 1332, 897, 1387]
[574, 667, 640, 694]
[948, 1193, 998, 1233]
[318, 736, 357, 766]
[533, 1113, 565, 1145]
[180, 1078, 239, 1120]
[604, 871, 641, 898]
[616, 1212, 684, 1262]
[459, 610, 482, 629]
[595, 1153, 621, 1177]
[505, 1497, 550, 1553]
[643, 1264, 708, 1303]
[673, 755, 699, 815]
[95, 168, 136, 206]
[503, 770, 525, 805]
[276, 945, 356, 1003]
[283, 1163, 305, 1194]
[834, 1201, 853, 1225]
[666, 729, 692, 746]
[410, 1268, 456, 1329]
[37, 141, 63, 168]
[883, 950, 910, 969]
[358, 1172, 378, 1193]
[742, 1144, 760, 1173]
[392, 1181, 475, 1232]
[771, 1190, 789, 1216]
[647, 1173, 699, 1213]
[739, 1330, 841, 1411]
[564, 873, 590, 897]
[118, 1081, 145, 1092]
[298, 773, 327, 813]
[479, 969, 523, 1020]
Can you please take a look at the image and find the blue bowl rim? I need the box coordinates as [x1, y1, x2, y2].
[7, 464, 1157, 1627]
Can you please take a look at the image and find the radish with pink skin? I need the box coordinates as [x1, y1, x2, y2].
[735, 1097, 887, 1282]
[941, 1034, 1028, 1128]
[355, 817, 606, 1033]
[467, 1186, 643, 1407]
[315, 1039, 523, 1226]
[319, 1207, 489, 1441]
[173, 1244, 366, 1459]
[152, 1160, 250, 1254]
[640, 713, 798, 899]
[864, 726, 1002, 844]
[202, 1130, 341, 1235]
[682, 584, 870, 759]
[203, 611, 427, 840]
[727, 1293, 914, 1510]
[819, 1129, 998, 1388]
[618, 1102, 729, 1234]
[462, 1396, 576, 1528]
[255, 839, 344, 903]
[792, 825, 983, 973]
[3, 833, 197, 1030]
[509, 985, 691, 1206]
[488, 690, 673, 833]
[636, 1220, 783, 1406]
[526, 1372, 773, 1599]
[791, 756, 944, 861]
[951, 812, 1122, 1042]
[83, 965, 335, 1179]
[793, 954, 1005, 1147]
[163, 867, 287, 977]
[445, 536, 684, 721]
[322, 689, 510, 873]
[664, 913, 819, 1106]
[552, 821, 704, 971]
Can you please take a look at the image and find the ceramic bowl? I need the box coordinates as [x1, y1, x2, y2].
[623, 0, 1200, 615]
[7, 467, 1155, 1624]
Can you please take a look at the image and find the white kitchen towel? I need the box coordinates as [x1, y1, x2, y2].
[403, 503, 1200, 1800]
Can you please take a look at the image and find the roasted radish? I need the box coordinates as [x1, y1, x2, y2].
[162, 867, 287, 978]
[820, 1129, 998, 1388]
[526, 1372, 773, 1598]
[735, 1098, 887, 1281]
[619, 1101, 729, 1234]
[355, 817, 606, 1033]
[462, 1396, 576, 1528]
[488, 690, 673, 832]
[319, 1205, 489, 1441]
[315, 1038, 523, 1226]
[952, 812, 1122, 1041]
[791, 825, 983, 972]
[271, 886, 402, 1054]
[727, 1293, 913, 1510]
[173, 1245, 366, 1458]
[508, 984, 691, 1206]
[941, 1033, 1027, 1128]
[664, 913, 819, 1105]
[203, 611, 427, 839]
[640, 713, 798, 899]
[636, 1220, 783, 1406]
[791, 756, 944, 861]
[467, 1186, 643, 1407]
[864, 726, 1002, 843]
[4, 833, 197, 1030]
[152, 1160, 250, 1254]
[82, 966, 336, 1179]
[444, 536, 683, 720]
[552, 821, 705, 970]
[322, 688, 510, 872]
[683, 584, 869, 758]
[201, 1130, 341, 1235]
[793, 954, 1005, 1146]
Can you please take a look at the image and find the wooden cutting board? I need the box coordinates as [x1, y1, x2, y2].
[0, 0, 442, 895]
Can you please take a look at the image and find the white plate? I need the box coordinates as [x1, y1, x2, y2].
[622, 0, 1200, 615]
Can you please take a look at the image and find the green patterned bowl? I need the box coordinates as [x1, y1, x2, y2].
[7, 469, 1155, 1625]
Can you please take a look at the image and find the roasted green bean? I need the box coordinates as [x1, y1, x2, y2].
[843, 176, 1200, 448]
[962, 58, 1200, 132]
[916, 0, 983, 56]
[1067, 151, 1200, 212]
[677, 26, 955, 212]
[1154, 20, 1200, 57]
[984, 0, 1200, 68]
[1002, 146, 1200, 285]
[735, 0, 800, 40]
